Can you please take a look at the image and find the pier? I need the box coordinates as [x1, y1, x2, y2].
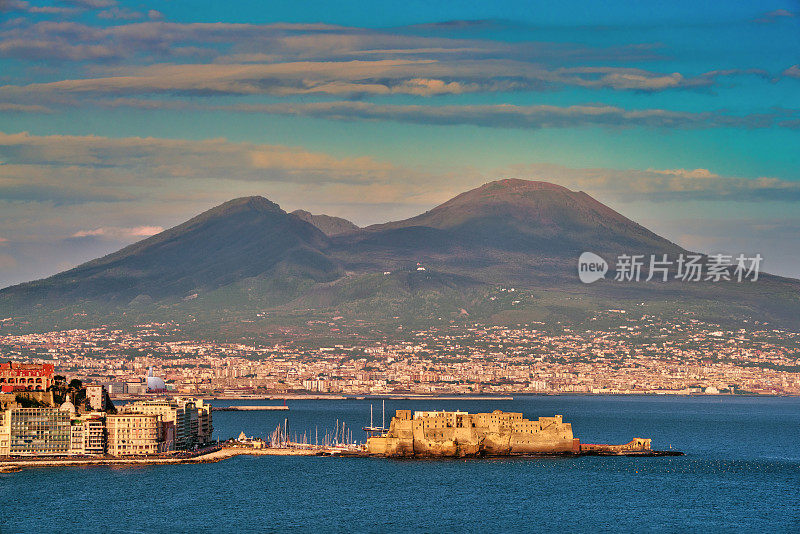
[212, 405, 289, 411]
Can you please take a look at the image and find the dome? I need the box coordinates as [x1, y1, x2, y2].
[60, 400, 76, 416]
[146, 376, 166, 391]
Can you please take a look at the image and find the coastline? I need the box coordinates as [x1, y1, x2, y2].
[108, 392, 798, 403]
[0, 445, 684, 473]
[0, 446, 324, 473]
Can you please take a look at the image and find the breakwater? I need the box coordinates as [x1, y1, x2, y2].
[212, 405, 289, 411]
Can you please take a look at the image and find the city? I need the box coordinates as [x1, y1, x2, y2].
[2, 310, 798, 398]
[1, 0, 799, 530]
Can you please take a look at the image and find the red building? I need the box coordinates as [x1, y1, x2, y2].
[0, 362, 55, 392]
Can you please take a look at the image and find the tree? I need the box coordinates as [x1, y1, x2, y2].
[69, 378, 82, 390]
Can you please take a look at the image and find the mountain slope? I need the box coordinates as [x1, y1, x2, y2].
[1, 179, 798, 331]
[290, 210, 359, 236]
[0, 196, 341, 308]
[335, 179, 686, 287]
[362, 179, 681, 256]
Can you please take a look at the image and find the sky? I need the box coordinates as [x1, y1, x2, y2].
[0, 0, 799, 286]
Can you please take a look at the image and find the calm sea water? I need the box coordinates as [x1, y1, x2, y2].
[1, 396, 799, 533]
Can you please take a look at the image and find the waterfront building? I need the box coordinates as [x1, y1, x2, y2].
[0, 362, 54, 393]
[5, 407, 71, 456]
[0, 401, 10, 456]
[176, 397, 213, 446]
[69, 413, 106, 455]
[106, 414, 163, 456]
[194, 398, 213, 445]
[69, 418, 84, 454]
[120, 399, 183, 450]
[121, 397, 212, 449]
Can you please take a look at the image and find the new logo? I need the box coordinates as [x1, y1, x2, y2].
[578, 252, 608, 284]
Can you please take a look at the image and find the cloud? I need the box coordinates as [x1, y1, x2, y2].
[649, 168, 719, 179]
[753, 9, 797, 24]
[0, 59, 754, 101]
[71, 225, 162, 239]
[0, 102, 51, 112]
[0, 19, 658, 64]
[0, 38, 118, 60]
[201, 101, 799, 130]
[0, 237, 8, 244]
[0, 19, 720, 97]
[0, 18, 775, 106]
[0, 0, 77, 14]
[0, 130, 398, 203]
[499, 163, 800, 202]
[21, 95, 799, 131]
[97, 7, 143, 21]
[783, 65, 800, 78]
[2, 129, 797, 211]
[60, 0, 117, 8]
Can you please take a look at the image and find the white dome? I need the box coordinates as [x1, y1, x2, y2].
[146, 376, 166, 391]
[60, 400, 76, 415]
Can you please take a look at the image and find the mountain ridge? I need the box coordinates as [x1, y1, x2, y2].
[290, 209, 360, 236]
[1, 179, 798, 330]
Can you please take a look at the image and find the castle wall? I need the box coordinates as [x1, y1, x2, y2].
[367, 410, 576, 457]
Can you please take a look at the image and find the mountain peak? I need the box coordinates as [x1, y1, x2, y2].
[476, 178, 572, 193]
[441, 179, 574, 209]
[290, 209, 360, 236]
[363, 177, 682, 257]
[206, 196, 283, 216]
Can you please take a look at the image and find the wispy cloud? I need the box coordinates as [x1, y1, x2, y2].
[0, 102, 51, 112]
[783, 65, 800, 78]
[499, 163, 800, 203]
[0, 20, 658, 64]
[96, 7, 143, 21]
[0, 130, 398, 203]
[2, 130, 798, 209]
[0, 59, 768, 104]
[60, 0, 117, 8]
[71, 225, 162, 239]
[206, 101, 800, 130]
[752, 9, 797, 24]
[0, 0, 77, 15]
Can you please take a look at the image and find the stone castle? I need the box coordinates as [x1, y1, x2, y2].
[366, 409, 653, 457]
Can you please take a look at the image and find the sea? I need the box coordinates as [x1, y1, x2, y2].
[1, 395, 799, 533]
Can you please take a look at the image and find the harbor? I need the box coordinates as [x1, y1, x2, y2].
[0, 402, 682, 473]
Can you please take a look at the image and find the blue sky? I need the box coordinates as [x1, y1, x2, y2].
[0, 0, 799, 285]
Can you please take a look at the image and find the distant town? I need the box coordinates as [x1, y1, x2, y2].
[2, 309, 798, 398]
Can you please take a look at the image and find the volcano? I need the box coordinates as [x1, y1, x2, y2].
[1, 179, 798, 329]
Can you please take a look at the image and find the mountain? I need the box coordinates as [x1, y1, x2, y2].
[290, 210, 359, 236]
[370, 179, 680, 253]
[0, 196, 340, 309]
[1, 179, 799, 331]
[338, 179, 683, 284]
